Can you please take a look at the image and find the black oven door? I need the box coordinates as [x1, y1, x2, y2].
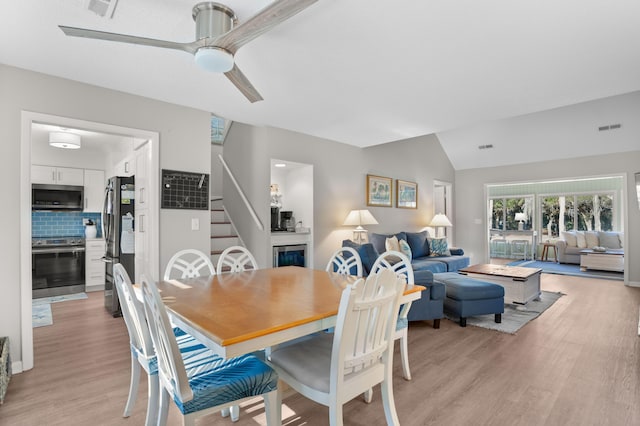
[32, 247, 86, 298]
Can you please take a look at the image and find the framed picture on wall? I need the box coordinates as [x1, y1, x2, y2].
[396, 180, 417, 209]
[366, 174, 392, 207]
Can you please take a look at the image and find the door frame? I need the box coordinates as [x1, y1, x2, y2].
[20, 111, 160, 372]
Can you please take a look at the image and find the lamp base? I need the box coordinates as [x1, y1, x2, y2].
[353, 230, 368, 244]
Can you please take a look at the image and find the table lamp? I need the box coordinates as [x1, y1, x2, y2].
[515, 212, 527, 231]
[429, 213, 452, 238]
[343, 209, 378, 244]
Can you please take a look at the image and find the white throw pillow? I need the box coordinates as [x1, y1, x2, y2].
[598, 231, 621, 249]
[585, 231, 599, 248]
[575, 231, 587, 248]
[561, 231, 577, 247]
[385, 236, 400, 252]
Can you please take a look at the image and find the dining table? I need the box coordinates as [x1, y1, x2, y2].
[154, 266, 424, 359]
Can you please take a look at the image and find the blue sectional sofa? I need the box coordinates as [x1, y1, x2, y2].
[369, 231, 470, 274]
[341, 230, 469, 327]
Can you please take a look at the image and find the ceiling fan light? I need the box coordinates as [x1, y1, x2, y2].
[195, 47, 234, 73]
[49, 131, 81, 149]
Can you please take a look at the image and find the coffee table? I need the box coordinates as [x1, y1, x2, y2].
[579, 249, 624, 272]
[459, 264, 542, 305]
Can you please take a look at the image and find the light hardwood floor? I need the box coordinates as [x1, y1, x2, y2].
[2, 273, 640, 425]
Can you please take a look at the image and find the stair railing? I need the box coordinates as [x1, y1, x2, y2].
[218, 154, 264, 231]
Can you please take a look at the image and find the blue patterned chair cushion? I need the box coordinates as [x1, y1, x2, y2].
[175, 353, 278, 415]
[395, 316, 408, 331]
[132, 327, 196, 375]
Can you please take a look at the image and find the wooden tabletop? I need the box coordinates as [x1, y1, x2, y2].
[460, 263, 542, 279]
[155, 266, 423, 349]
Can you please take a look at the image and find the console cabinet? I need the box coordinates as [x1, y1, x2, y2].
[85, 239, 105, 291]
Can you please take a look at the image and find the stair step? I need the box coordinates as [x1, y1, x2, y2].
[211, 208, 224, 212]
[211, 250, 223, 255]
[211, 221, 231, 224]
[211, 235, 237, 239]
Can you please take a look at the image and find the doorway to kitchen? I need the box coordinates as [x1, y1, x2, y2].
[19, 111, 160, 372]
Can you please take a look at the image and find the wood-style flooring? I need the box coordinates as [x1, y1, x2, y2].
[1, 273, 640, 425]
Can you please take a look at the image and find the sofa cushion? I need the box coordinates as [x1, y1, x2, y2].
[428, 237, 451, 257]
[341, 240, 378, 275]
[370, 232, 407, 255]
[585, 231, 599, 248]
[561, 231, 577, 247]
[598, 231, 622, 249]
[405, 231, 430, 258]
[436, 256, 471, 272]
[398, 239, 412, 260]
[575, 231, 587, 248]
[411, 257, 447, 273]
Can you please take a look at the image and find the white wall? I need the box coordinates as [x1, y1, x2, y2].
[455, 151, 640, 285]
[0, 64, 212, 369]
[222, 124, 455, 269]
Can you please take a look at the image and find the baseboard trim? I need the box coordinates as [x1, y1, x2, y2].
[626, 280, 640, 288]
[11, 360, 24, 374]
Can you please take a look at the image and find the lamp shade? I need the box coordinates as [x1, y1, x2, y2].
[49, 131, 81, 149]
[515, 212, 527, 222]
[343, 209, 378, 226]
[429, 213, 452, 227]
[195, 47, 234, 73]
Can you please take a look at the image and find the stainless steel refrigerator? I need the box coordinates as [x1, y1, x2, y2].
[102, 176, 135, 317]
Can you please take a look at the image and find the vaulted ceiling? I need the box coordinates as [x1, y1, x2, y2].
[2, 1, 639, 169]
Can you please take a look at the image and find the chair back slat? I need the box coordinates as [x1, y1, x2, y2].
[164, 249, 216, 280]
[141, 277, 193, 403]
[216, 246, 258, 273]
[113, 264, 154, 359]
[326, 247, 363, 277]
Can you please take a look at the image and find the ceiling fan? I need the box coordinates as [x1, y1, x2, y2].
[59, 0, 319, 103]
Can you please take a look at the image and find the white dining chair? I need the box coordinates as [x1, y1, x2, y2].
[269, 268, 405, 426]
[216, 246, 258, 273]
[370, 250, 414, 382]
[325, 247, 363, 277]
[164, 249, 216, 280]
[140, 277, 281, 426]
[113, 264, 214, 426]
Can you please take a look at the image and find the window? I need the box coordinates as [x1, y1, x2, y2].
[540, 192, 614, 238]
[489, 196, 533, 230]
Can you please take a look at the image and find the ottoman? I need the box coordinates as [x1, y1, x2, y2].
[434, 272, 505, 327]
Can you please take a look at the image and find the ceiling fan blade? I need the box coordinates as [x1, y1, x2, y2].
[224, 65, 263, 103]
[214, 0, 319, 54]
[59, 26, 199, 54]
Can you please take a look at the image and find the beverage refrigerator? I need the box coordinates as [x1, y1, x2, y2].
[102, 176, 135, 317]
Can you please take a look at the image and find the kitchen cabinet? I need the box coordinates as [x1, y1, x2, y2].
[135, 143, 149, 209]
[114, 156, 135, 177]
[31, 165, 84, 186]
[85, 239, 105, 291]
[83, 169, 105, 212]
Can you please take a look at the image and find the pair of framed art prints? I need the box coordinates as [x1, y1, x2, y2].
[366, 174, 417, 209]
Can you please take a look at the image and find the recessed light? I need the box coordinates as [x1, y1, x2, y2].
[274, 163, 286, 168]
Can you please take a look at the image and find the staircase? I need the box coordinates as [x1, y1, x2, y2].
[210, 197, 241, 267]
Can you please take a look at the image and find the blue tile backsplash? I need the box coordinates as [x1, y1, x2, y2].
[32, 211, 102, 238]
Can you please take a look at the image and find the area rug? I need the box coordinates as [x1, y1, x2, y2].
[32, 293, 88, 328]
[446, 291, 564, 334]
[32, 304, 53, 328]
[508, 260, 624, 281]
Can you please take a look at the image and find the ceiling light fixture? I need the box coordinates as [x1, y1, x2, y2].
[49, 131, 81, 149]
[274, 163, 287, 168]
[194, 47, 234, 73]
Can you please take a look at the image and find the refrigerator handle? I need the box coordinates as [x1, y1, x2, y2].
[102, 185, 110, 243]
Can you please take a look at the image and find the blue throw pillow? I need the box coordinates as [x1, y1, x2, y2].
[428, 237, 451, 257]
[405, 231, 430, 258]
[342, 240, 379, 276]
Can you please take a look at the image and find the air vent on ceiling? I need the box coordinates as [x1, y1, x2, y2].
[598, 123, 622, 132]
[88, 0, 119, 18]
[478, 144, 494, 150]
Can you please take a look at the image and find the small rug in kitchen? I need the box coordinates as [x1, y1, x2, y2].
[32, 293, 88, 328]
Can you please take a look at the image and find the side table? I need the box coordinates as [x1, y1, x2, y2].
[540, 242, 557, 262]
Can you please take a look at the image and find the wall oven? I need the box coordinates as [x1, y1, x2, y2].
[32, 237, 86, 298]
